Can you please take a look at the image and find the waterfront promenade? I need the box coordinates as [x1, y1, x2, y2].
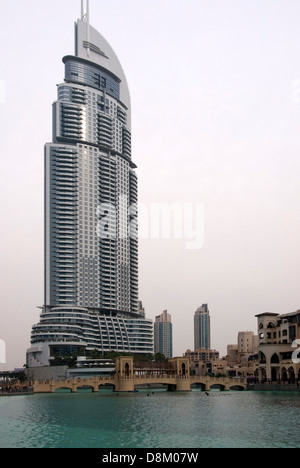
[0, 391, 34, 397]
[0, 385, 33, 396]
[7, 357, 300, 395]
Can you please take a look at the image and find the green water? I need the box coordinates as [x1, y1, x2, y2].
[0, 390, 299, 448]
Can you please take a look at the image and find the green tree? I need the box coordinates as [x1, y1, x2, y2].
[154, 353, 167, 362]
[90, 349, 102, 359]
[18, 372, 27, 383]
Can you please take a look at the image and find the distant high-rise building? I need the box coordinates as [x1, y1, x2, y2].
[139, 301, 146, 319]
[194, 304, 211, 350]
[154, 311, 173, 359]
[26, 4, 153, 367]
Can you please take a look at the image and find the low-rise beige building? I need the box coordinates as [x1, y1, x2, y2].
[226, 345, 238, 367]
[256, 311, 300, 382]
[226, 358, 259, 379]
[185, 340, 260, 378]
[185, 348, 220, 364]
[211, 358, 228, 375]
[225, 331, 259, 378]
[184, 348, 220, 376]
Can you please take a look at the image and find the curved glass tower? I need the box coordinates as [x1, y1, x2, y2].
[27, 7, 153, 367]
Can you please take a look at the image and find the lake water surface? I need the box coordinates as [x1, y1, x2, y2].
[0, 390, 299, 448]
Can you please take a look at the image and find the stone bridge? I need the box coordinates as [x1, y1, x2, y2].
[32, 357, 247, 393]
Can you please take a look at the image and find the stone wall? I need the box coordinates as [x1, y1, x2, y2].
[249, 383, 300, 392]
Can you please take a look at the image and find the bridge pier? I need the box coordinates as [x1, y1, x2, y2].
[114, 357, 135, 392]
[176, 378, 191, 392]
[72, 379, 78, 393]
[115, 378, 135, 393]
[92, 378, 99, 393]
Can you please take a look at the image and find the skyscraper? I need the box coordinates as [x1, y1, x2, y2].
[27, 3, 153, 367]
[194, 304, 211, 350]
[154, 311, 173, 359]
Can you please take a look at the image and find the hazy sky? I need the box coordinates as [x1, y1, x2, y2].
[1, 0, 300, 368]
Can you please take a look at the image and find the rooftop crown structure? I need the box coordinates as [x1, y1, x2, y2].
[27, 2, 153, 367]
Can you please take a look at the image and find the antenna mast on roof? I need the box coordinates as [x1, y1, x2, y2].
[81, 0, 91, 57]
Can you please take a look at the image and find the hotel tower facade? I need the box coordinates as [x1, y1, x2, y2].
[27, 4, 153, 367]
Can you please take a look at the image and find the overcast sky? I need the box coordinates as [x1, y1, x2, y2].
[1, 0, 300, 368]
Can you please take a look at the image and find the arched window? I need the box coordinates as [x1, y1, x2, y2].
[259, 352, 266, 364]
[181, 363, 186, 377]
[271, 368, 278, 382]
[271, 353, 280, 364]
[288, 367, 295, 380]
[282, 367, 288, 381]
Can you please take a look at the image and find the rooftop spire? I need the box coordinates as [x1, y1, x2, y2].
[81, 0, 91, 56]
[81, 0, 89, 21]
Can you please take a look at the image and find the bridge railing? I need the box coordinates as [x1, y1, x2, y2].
[134, 374, 176, 380]
[189, 376, 246, 386]
[36, 376, 115, 386]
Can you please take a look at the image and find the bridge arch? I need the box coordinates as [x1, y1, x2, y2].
[77, 385, 94, 392]
[229, 385, 245, 392]
[190, 381, 207, 391]
[134, 380, 177, 392]
[167, 384, 177, 392]
[98, 383, 115, 392]
[209, 384, 226, 392]
[54, 387, 73, 393]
